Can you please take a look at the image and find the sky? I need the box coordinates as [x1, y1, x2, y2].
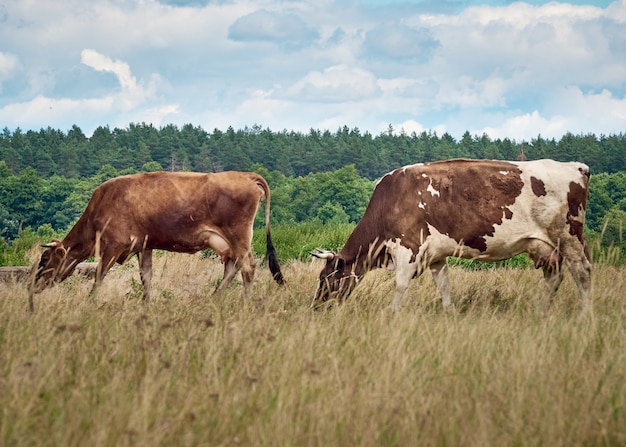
[0, 0, 624, 142]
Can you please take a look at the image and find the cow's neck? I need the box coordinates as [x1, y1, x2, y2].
[61, 220, 96, 265]
[340, 230, 388, 278]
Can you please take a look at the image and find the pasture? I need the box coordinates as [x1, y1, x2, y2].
[1, 251, 625, 446]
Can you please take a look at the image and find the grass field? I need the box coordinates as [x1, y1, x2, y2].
[1, 251, 625, 446]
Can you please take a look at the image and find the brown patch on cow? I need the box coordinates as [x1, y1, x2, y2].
[338, 160, 525, 263]
[567, 180, 587, 243]
[412, 161, 524, 252]
[530, 176, 546, 197]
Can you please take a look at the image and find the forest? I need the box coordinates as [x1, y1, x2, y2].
[1, 123, 626, 262]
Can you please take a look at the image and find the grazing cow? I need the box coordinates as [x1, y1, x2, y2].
[30, 171, 284, 310]
[312, 159, 592, 313]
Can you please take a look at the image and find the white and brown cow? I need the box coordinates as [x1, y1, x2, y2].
[30, 171, 284, 311]
[312, 158, 592, 313]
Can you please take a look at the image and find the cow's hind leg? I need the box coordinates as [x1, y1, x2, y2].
[566, 258, 592, 315]
[542, 265, 564, 306]
[527, 239, 565, 309]
[563, 241, 592, 315]
[205, 232, 242, 296]
[240, 251, 256, 295]
[213, 257, 240, 296]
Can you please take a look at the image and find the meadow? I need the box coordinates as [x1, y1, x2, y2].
[1, 244, 625, 446]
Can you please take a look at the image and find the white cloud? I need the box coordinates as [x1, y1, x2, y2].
[553, 86, 626, 135]
[0, 52, 20, 93]
[0, 0, 623, 142]
[228, 9, 320, 49]
[278, 65, 380, 102]
[475, 87, 626, 140]
[435, 76, 508, 108]
[0, 52, 19, 77]
[0, 95, 114, 129]
[391, 119, 427, 135]
[478, 111, 567, 141]
[137, 104, 181, 127]
[362, 24, 439, 61]
[80, 49, 138, 93]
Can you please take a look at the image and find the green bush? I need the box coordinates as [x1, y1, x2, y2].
[449, 254, 534, 270]
[0, 224, 63, 267]
[253, 222, 355, 262]
[2, 221, 621, 270]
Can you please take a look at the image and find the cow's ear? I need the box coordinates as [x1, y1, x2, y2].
[43, 240, 67, 258]
[54, 246, 67, 258]
[310, 248, 336, 260]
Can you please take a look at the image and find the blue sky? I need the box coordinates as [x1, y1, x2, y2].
[0, 0, 624, 142]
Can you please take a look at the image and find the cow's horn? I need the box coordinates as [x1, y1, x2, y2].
[310, 248, 336, 260]
[41, 239, 62, 249]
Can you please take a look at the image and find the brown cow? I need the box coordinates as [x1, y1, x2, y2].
[30, 171, 284, 310]
[312, 159, 592, 313]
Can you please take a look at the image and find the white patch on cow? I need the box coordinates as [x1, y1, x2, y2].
[426, 179, 440, 197]
[418, 202, 425, 209]
[377, 162, 426, 185]
[499, 171, 510, 175]
[423, 224, 472, 259]
[384, 238, 419, 311]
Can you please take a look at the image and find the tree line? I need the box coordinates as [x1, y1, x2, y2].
[2, 123, 626, 180]
[1, 123, 626, 254]
[1, 158, 626, 248]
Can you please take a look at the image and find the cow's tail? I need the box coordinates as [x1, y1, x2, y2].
[579, 163, 592, 263]
[256, 175, 285, 285]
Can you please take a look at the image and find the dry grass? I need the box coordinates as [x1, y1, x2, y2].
[1, 253, 625, 446]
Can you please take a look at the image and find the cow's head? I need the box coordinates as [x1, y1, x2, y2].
[30, 239, 70, 293]
[310, 249, 360, 306]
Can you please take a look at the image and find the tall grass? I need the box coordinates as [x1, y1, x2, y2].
[252, 222, 356, 261]
[4, 222, 624, 269]
[1, 251, 625, 446]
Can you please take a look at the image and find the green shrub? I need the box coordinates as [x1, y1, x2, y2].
[253, 222, 355, 262]
[0, 224, 64, 267]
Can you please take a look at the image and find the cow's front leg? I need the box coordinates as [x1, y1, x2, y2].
[138, 249, 153, 302]
[390, 262, 419, 312]
[90, 253, 117, 298]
